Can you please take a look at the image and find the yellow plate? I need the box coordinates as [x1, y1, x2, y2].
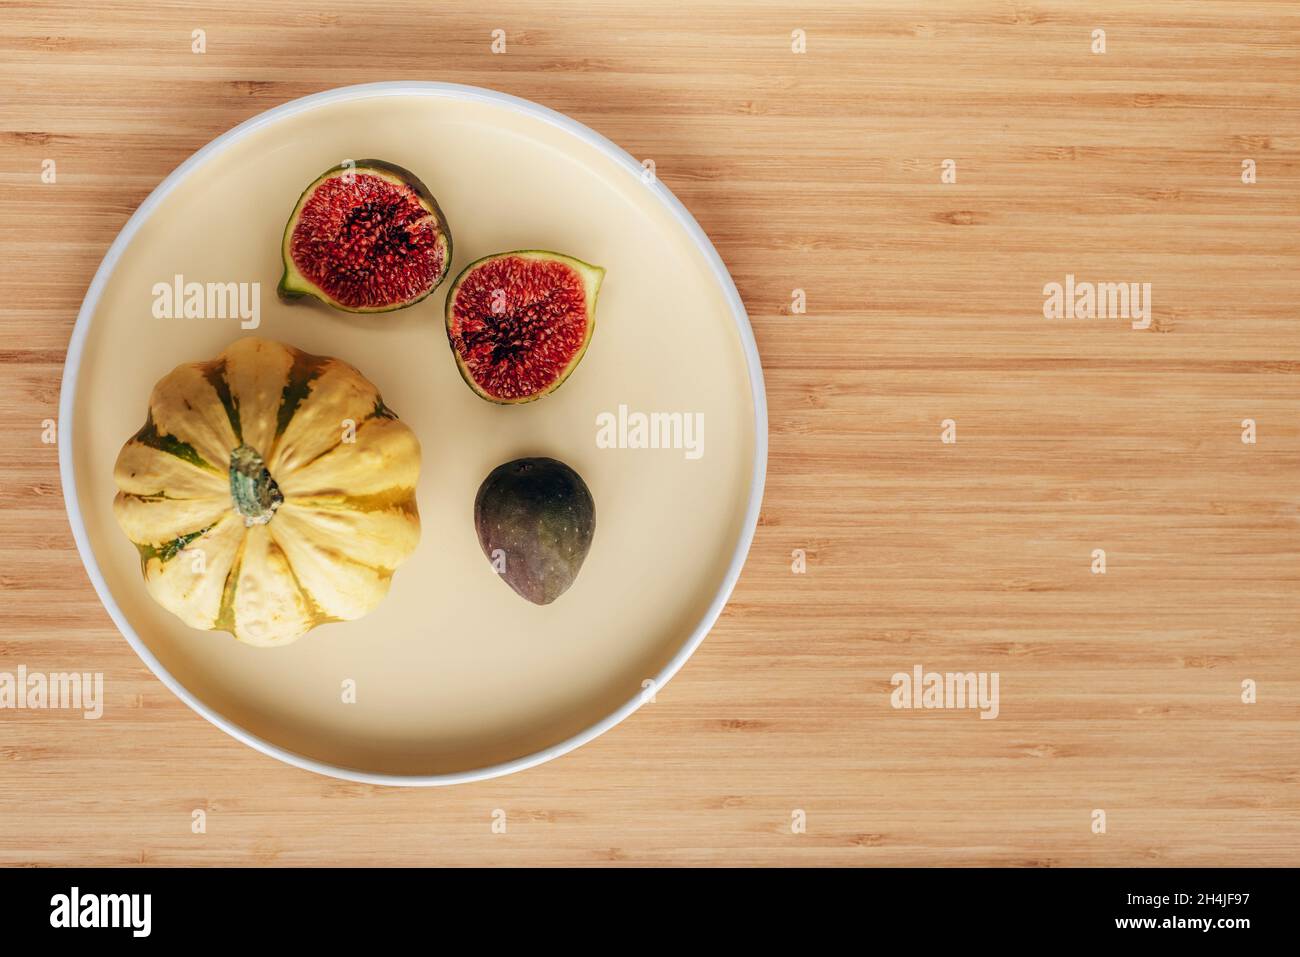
[60, 82, 766, 785]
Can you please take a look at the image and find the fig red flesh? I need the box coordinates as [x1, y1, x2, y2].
[280, 161, 451, 313]
[445, 251, 604, 403]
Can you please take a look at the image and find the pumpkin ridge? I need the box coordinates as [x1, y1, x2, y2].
[286, 488, 418, 515]
[132, 415, 219, 473]
[212, 534, 246, 635]
[273, 349, 328, 442]
[122, 490, 191, 502]
[292, 439, 344, 474]
[265, 536, 337, 631]
[134, 523, 216, 571]
[311, 542, 393, 578]
[273, 538, 347, 627]
[201, 359, 242, 444]
[287, 405, 401, 475]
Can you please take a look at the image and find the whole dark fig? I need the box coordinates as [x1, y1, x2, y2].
[474, 457, 595, 605]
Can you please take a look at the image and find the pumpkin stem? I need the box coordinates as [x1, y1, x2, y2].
[229, 444, 283, 526]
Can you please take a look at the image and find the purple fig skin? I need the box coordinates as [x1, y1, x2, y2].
[474, 457, 595, 605]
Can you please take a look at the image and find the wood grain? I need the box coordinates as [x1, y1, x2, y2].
[1, 0, 1297, 866]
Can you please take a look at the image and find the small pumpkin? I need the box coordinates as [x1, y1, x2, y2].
[113, 337, 421, 647]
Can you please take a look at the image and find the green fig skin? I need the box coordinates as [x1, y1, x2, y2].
[474, 457, 595, 605]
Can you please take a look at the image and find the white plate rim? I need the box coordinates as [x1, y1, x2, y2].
[57, 81, 768, 786]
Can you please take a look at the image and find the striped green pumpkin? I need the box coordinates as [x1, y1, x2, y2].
[113, 337, 421, 647]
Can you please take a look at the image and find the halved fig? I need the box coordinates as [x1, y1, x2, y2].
[444, 250, 604, 403]
[279, 159, 452, 313]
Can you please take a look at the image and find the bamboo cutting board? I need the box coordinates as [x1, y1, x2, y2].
[0, 0, 1297, 866]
